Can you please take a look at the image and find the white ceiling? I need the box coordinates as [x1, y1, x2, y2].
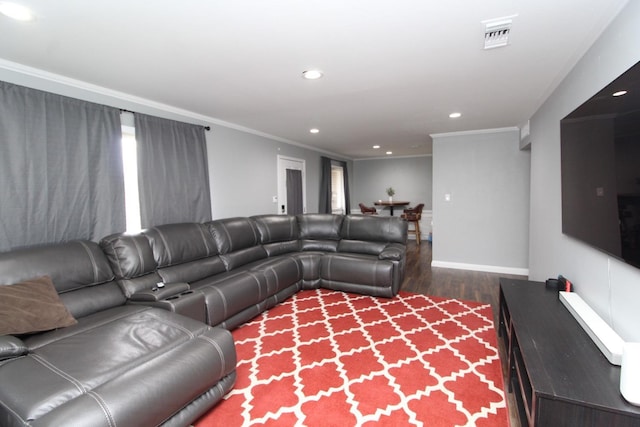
[0, 0, 629, 158]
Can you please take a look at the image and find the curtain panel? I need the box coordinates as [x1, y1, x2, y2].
[319, 156, 332, 214]
[135, 114, 212, 228]
[319, 156, 350, 214]
[0, 81, 125, 251]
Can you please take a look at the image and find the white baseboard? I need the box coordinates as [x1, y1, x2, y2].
[431, 260, 529, 276]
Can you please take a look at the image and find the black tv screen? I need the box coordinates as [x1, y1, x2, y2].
[561, 60, 640, 268]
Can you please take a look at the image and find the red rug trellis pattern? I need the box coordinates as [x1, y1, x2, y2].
[195, 289, 509, 427]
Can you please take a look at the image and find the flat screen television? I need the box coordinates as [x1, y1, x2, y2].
[561, 60, 640, 268]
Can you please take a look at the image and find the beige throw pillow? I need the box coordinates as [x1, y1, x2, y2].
[0, 276, 77, 336]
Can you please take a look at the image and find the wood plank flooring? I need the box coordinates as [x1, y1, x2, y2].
[399, 241, 524, 427]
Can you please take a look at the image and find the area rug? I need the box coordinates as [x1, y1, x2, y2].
[194, 289, 509, 427]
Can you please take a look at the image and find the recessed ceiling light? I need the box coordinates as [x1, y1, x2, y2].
[449, 112, 462, 118]
[386, 151, 392, 155]
[372, 145, 380, 149]
[309, 128, 319, 134]
[613, 90, 628, 97]
[0, 2, 34, 21]
[302, 70, 323, 80]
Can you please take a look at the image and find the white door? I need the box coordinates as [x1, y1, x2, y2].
[277, 155, 306, 215]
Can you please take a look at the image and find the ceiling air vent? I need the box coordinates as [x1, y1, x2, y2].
[484, 18, 512, 49]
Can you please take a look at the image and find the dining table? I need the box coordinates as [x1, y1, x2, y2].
[373, 200, 410, 216]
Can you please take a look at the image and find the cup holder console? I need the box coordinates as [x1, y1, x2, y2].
[130, 286, 206, 323]
[158, 290, 206, 323]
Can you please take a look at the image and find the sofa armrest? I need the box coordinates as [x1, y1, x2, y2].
[379, 243, 405, 261]
[129, 282, 190, 302]
[0, 335, 28, 361]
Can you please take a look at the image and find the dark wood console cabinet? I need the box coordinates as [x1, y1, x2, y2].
[499, 278, 640, 427]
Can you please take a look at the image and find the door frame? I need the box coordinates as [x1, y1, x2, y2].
[277, 155, 307, 215]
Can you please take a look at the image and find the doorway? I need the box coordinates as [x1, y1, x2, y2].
[277, 155, 306, 215]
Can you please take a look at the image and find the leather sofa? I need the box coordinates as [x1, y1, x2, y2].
[0, 213, 407, 426]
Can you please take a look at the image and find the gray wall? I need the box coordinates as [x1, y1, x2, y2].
[529, 1, 640, 341]
[207, 125, 350, 218]
[432, 129, 530, 274]
[352, 156, 432, 213]
[0, 64, 351, 221]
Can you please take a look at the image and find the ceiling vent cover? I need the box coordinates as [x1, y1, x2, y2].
[484, 19, 512, 49]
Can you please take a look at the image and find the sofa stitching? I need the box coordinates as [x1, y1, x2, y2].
[147, 311, 196, 339]
[220, 223, 233, 253]
[155, 228, 173, 265]
[32, 353, 86, 393]
[260, 219, 271, 243]
[131, 237, 146, 276]
[86, 391, 116, 427]
[250, 220, 260, 246]
[197, 224, 214, 256]
[78, 241, 100, 285]
[105, 240, 125, 279]
[289, 217, 294, 240]
[0, 397, 28, 426]
[210, 286, 229, 322]
[197, 335, 228, 379]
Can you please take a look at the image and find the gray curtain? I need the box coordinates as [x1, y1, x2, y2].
[286, 169, 303, 215]
[319, 156, 332, 213]
[135, 113, 212, 228]
[318, 156, 350, 214]
[0, 81, 125, 251]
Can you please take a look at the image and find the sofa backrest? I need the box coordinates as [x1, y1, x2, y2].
[0, 240, 125, 318]
[338, 215, 408, 255]
[143, 223, 226, 283]
[251, 214, 300, 256]
[297, 214, 344, 252]
[207, 217, 267, 270]
[100, 233, 162, 297]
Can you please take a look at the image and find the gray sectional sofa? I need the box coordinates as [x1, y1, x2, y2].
[0, 213, 407, 426]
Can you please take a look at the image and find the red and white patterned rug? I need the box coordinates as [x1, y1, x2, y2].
[195, 289, 509, 427]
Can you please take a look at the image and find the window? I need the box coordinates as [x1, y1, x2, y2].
[121, 125, 141, 233]
[331, 164, 345, 214]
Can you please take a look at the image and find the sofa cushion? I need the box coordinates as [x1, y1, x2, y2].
[0, 241, 125, 318]
[207, 218, 267, 270]
[207, 217, 262, 254]
[252, 214, 299, 243]
[297, 214, 343, 240]
[0, 276, 77, 336]
[100, 233, 163, 298]
[320, 253, 396, 297]
[100, 233, 157, 279]
[193, 271, 267, 327]
[252, 215, 301, 256]
[0, 240, 114, 294]
[143, 223, 219, 267]
[340, 214, 408, 244]
[1, 305, 236, 426]
[0, 335, 28, 360]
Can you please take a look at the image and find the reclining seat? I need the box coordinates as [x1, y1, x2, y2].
[143, 222, 265, 329]
[295, 213, 345, 289]
[0, 240, 236, 427]
[100, 228, 210, 323]
[251, 214, 322, 289]
[325, 214, 407, 297]
[201, 217, 303, 329]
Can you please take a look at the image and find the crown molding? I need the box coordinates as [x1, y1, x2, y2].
[430, 126, 519, 139]
[0, 58, 350, 160]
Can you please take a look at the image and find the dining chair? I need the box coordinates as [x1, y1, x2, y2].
[401, 203, 424, 245]
[359, 203, 378, 215]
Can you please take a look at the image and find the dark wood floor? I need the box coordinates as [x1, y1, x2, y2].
[400, 240, 524, 427]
